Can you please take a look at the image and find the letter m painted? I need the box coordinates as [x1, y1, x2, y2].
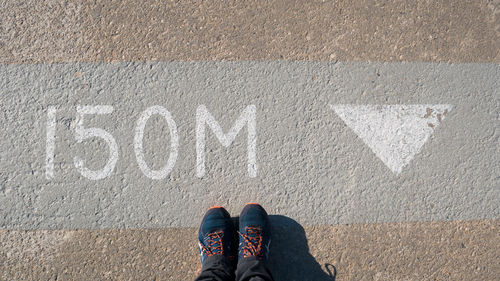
[196, 105, 257, 178]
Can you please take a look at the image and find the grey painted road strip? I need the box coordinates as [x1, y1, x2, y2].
[0, 62, 499, 229]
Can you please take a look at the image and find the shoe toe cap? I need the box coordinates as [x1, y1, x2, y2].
[200, 207, 232, 234]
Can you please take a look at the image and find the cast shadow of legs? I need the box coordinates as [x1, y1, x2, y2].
[267, 215, 336, 281]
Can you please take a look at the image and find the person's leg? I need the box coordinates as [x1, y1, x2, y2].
[235, 204, 274, 281]
[194, 256, 234, 281]
[235, 258, 273, 281]
[248, 278, 267, 281]
[195, 206, 237, 281]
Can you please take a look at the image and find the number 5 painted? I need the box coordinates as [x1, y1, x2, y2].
[74, 105, 119, 180]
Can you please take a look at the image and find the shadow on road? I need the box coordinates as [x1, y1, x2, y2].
[234, 215, 336, 281]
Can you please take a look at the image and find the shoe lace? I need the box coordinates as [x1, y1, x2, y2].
[238, 227, 264, 258]
[201, 231, 224, 256]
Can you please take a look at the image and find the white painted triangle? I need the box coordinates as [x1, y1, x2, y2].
[331, 104, 453, 174]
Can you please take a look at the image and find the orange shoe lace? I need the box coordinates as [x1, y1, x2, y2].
[238, 227, 264, 258]
[200, 231, 224, 256]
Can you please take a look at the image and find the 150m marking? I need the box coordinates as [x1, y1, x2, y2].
[45, 105, 257, 180]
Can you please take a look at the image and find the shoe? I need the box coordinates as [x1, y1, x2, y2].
[238, 203, 271, 260]
[198, 206, 237, 264]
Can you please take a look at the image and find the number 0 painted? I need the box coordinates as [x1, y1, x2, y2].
[134, 106, 179, 179]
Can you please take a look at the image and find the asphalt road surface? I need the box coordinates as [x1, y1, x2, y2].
[1, 1, 499, 280]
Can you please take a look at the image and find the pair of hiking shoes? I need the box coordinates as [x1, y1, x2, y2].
[198, 203, 271, 265]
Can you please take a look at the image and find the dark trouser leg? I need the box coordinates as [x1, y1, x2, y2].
[195, 256, 235, 281]
[235, 257, 274, 281]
